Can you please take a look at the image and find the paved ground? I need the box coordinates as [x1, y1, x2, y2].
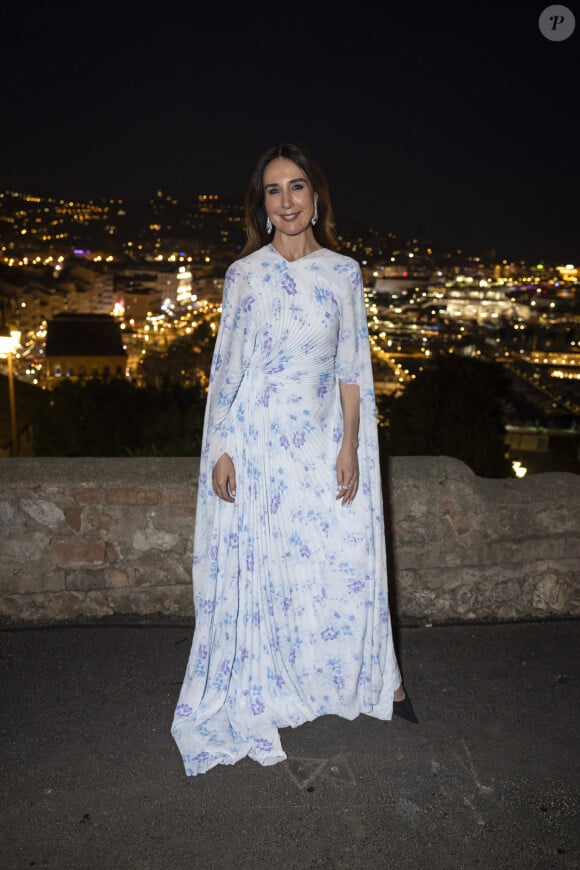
[1, 618, 579, 870]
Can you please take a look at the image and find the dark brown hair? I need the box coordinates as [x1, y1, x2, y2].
[238, 142, 337, 258]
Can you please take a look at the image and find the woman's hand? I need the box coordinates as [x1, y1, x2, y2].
[212, 453, 236, 502]
[336, 442, 359, 506]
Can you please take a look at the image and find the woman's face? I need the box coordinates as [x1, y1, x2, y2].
[263, 157, 317, 238]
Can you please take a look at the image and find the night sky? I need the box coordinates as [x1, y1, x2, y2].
[2, 2, 579, 263]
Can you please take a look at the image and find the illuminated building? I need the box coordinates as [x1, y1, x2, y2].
[44, 313, 127, 388]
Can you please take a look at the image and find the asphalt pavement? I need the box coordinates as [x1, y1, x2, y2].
[1, 618, 578, 870]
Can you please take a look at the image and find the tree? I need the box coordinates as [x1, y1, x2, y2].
[383, 355, 513, 478]
[32, 379, 206, 456]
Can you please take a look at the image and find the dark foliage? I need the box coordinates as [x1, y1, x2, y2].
[381, 355, 514, 478]
[32, 379, 206, 456]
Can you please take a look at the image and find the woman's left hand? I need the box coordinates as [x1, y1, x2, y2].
[336, 442, 359, 506]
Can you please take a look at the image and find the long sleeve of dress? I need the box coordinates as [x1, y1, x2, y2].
[335, 264, 370, 387]
[334, 262, 380, 456]
[202, 262, 257, 469]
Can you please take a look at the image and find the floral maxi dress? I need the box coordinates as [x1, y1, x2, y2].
[171, 244, 402, 775]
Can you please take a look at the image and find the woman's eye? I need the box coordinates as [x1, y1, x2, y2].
[292, 183, 305, 191]
[266, 188, 279, 196]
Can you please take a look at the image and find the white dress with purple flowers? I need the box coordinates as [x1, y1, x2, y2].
[171, 244, 401, 775]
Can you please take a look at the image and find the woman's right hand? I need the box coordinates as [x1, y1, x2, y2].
[212, 453, 237, 502]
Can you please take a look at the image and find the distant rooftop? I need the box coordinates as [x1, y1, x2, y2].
[45, 313, 126, 357]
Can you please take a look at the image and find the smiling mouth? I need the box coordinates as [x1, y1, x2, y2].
[280, 213, 299, 221]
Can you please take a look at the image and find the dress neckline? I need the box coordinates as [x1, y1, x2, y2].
[268, 244, 327, 264]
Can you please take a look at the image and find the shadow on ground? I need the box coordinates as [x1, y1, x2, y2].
[1, 619, 579, 869]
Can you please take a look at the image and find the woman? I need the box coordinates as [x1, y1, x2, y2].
[171, 142, 417, 776]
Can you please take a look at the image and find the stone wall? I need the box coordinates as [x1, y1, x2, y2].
[0, 457, 578, 626]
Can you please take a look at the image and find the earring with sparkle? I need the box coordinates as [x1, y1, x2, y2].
[311, 194, 319, 226]
[266, 216, 273, 234]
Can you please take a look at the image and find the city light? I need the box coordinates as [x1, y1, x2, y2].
[0, 186, 578, 473]
[0, 315, 21, 456]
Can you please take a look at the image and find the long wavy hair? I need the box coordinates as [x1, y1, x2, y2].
[238, 142, 337, 259]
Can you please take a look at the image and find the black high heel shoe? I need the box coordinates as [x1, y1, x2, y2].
[392, 692, 419, 724]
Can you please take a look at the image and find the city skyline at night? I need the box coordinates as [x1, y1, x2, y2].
[1, 177, 578, 476]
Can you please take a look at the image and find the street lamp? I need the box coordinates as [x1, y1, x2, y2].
[0, 320, 21, 457]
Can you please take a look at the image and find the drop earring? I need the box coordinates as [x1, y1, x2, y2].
[311, 194, 318, 226]
[266, 216, 273, 234]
